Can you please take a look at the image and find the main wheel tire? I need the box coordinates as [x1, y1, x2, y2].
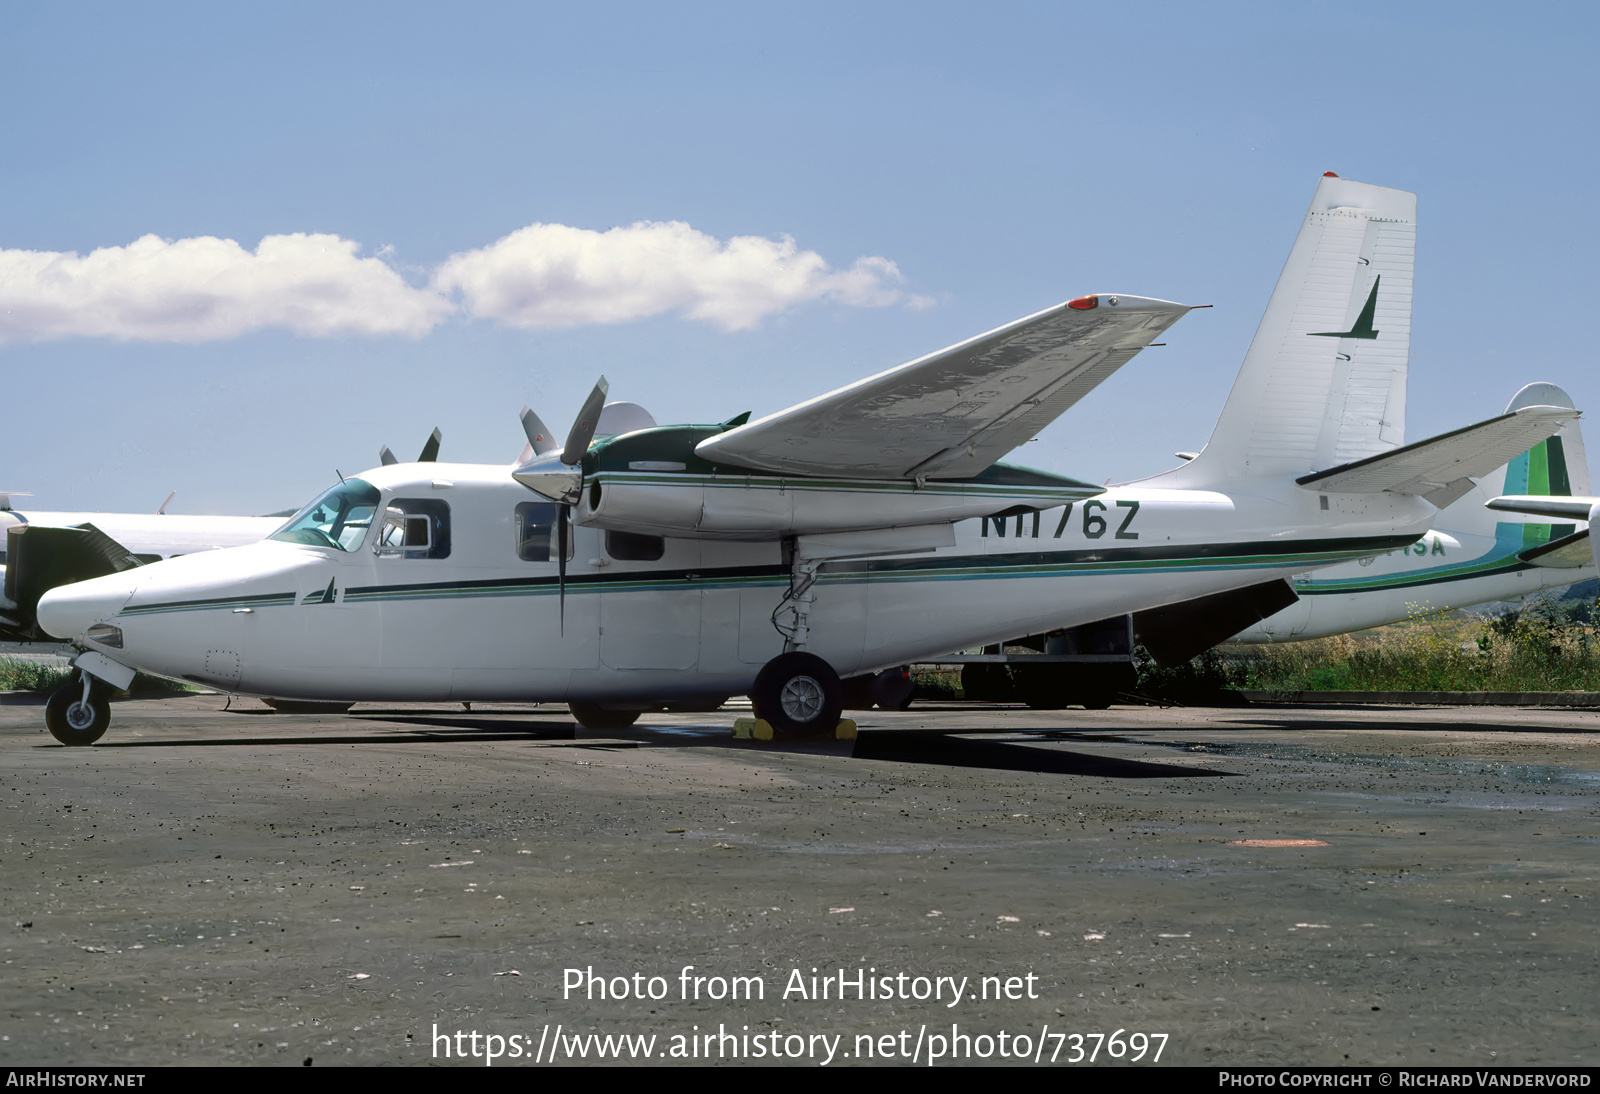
[568, 703, 641, 731]
[45, 681, 110, 746]
[751, 652, 843, 737]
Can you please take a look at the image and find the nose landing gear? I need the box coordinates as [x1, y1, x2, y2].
[45, 673, 111, 746]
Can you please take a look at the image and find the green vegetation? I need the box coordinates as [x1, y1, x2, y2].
[1157, 593, 1600, 695]
[0, 656, 74, 693]
[910, 666, 963, 701]
[0, 657, 195, 697]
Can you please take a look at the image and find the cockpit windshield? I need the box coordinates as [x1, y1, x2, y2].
[270, 480, 382, 551]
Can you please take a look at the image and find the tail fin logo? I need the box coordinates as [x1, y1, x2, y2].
[1308, 276, 1381, 340]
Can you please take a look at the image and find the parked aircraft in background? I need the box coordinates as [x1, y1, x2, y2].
[34, 176, 1578, 746]
[0, 433, 448, 642]
[0, 501, 282, 642]
[1233, 382, 1593, 642]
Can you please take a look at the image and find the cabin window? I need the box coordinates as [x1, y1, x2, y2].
[376, 498, 451, 559]
[514, 502, 574, 562]
[271, 479, 381, 552]
[605, 530, 665, 561]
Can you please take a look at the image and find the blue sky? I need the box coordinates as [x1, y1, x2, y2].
[2, 1, 1596, 513]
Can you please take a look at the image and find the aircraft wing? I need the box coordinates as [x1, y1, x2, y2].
[695, 294, 1191, 480]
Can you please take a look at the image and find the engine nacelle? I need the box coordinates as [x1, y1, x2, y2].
[577, 474, 1071, 540]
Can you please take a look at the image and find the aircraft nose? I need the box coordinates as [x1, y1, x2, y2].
[36, 572, 141, 641]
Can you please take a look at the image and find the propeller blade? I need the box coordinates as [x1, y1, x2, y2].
[557, 505, 568, 636]
[157, 490, 177, 515]
[379, 445, 398, 466]
[519, 406, 561, 457]
[418, 428, 442, 463]
[561, 377, 610, 466]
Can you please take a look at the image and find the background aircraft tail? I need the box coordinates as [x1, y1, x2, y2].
[1172, 175, 1416, 484]
[1498, 382, 1591, 497]
[1446, 382, 1591, 553]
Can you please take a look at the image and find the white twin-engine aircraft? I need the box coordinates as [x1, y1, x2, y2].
[35, 176, 1579, 744]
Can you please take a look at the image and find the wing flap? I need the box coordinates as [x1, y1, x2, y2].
[695, 294, 1190, 480]
[1296, 405, 1579, 495]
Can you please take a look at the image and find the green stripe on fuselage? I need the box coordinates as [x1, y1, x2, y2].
[115, 536, 1417, 616]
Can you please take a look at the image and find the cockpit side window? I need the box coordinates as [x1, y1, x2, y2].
[376, 498, 451, 559]
[514, 502, 574, 562]
[270, 480, 381, 552]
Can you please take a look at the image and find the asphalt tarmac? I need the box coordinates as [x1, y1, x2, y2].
[1, 695, 1596, 1068]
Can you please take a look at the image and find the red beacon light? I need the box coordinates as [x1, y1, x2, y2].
[1067, 294, 1098, 310]
[1323, 171, 1339, 177]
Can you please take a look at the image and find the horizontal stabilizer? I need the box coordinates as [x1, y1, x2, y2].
[1296, 405, 1578, 497]
[1486, 494, 1598, 521]
[1518, 528, 1593, 568]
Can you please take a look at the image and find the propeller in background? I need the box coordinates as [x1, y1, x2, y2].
[513, 377, 611, 634]
[378, 428, 444, 467]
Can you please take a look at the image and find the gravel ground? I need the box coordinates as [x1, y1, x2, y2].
[1, 695, 1596, 1068]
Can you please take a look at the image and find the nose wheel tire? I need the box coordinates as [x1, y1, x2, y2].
[751, 652, 843, 738]
[45, 679, 111, 746]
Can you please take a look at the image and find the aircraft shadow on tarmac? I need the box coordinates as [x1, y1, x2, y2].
[68, 716, 1236, 775]
[81, 715, 580, 748]
[850, 730, 1237, 778]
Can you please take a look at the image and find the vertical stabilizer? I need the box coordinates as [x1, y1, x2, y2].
[1182, 175, 1416, 482]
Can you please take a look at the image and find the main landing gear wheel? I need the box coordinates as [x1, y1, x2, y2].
[568, 703, 641, 731]
[45, 676, 110, 746]
[751, 652, 843, 738]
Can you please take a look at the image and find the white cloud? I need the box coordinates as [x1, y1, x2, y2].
[0, 221, 924, 343]
[434, 220, 921, 331]
[0, 232, 449, 343]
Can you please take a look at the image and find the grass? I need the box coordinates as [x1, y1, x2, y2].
[0, 656, 196, 697]
[920, 596, 1600, 704]
[0, 657, 75, 693]
[910, 667, 963, 700]
[1190, 594, 1600, 694]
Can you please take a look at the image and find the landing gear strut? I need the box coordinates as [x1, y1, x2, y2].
[45, 673, 111, 746]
